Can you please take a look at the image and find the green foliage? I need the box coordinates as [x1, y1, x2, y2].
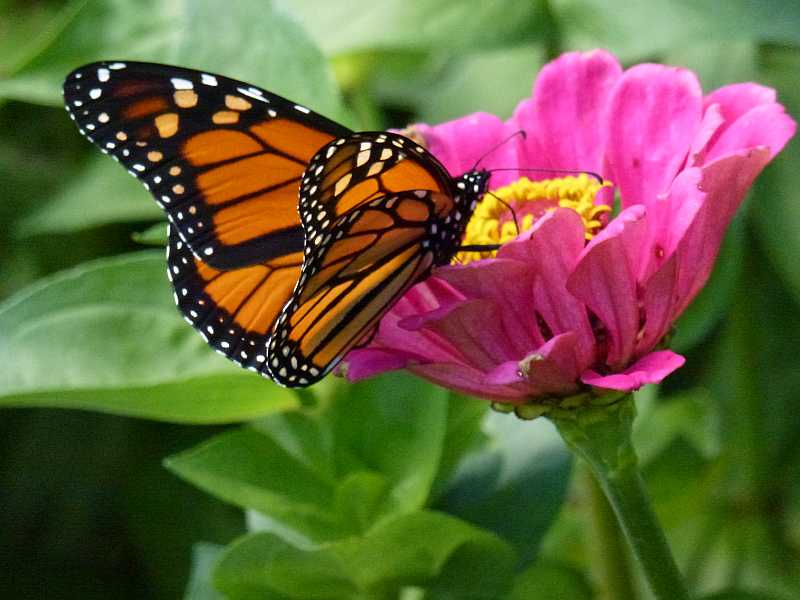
[1, 1, 800, 599]
[167, 374, 478, 544]
[0, 252, 298, 422]
[214, 511, 515, 599]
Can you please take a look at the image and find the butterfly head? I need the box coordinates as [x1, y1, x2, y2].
[433, 169, 491, 265]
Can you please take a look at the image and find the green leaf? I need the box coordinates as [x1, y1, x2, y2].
[166, 424, 343, 545]
[508, 560, 593, 600]
[284, 1, 549, 55]
[213, 511, 516, 600]
[15, 157, 163, 237]
[0, 0, 74, 76]
[168, 373, 455, 543]
[0, 251, 299, 423]
[633, 388, 719, 465]
[2, 0, 347, 122]
[330, 372, 451, 515]
[435, 412, 572, 567]
[184, 543, 227, 600]
[429, 394, 488, 502]
[133, 222, 169, 246]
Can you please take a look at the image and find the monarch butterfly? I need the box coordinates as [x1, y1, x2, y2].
[63, 61, 490, 387]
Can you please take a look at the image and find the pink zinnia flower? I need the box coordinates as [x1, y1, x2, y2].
[343, 49, 795, 406]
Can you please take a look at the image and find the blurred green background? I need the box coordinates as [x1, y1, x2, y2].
[1, 1, 799, 599]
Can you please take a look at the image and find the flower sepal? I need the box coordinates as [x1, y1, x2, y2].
[492, 387, 628, 423]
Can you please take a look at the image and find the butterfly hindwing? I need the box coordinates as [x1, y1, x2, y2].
[64, 61, 351, 269]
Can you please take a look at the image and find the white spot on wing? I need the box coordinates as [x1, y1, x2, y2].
[201, 73, 218, 86]
[171, 78, 193, 90]
[237, 86, 268, 102]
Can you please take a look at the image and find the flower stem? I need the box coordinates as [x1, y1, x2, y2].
[583, 466, 639, 600]
[548, 395, 690, 600]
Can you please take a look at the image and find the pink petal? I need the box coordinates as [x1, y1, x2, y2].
[638, 167, 705, 282]
[343, 348, 413, 381]
[434, 258, 544, 354]
[402, 298, 522, 372]
[411, 362, 527, 402]
[500, 208, 596, 368]
[634, 147, 772, 351]
[704, 102, 796, 163]
[688, 103, 724, 167]
[667, 148, 772, 319]
[485, 332, 581, 397]
[413, 112, 517, 185]
[513, 49, 622, 174]
[581, 350, 685, 391]
[484, 360, 526, 386]
[567, 206, 646, 370]
[636, 255, 679, 355]
[704, 82, 776, 141]
[354, 278, 467, 370]
[605, 64, 703, 209]
[520, 332, 582, 393]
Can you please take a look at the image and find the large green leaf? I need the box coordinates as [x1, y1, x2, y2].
[213, 511, 516, 600]
[166, 424, 343, 545]
[328, 372, 451, 516]
[167, 372, 454, 544]
[435, 412, 572, 567]
[1, 0, 346, 121]
[0, 251, 298, 423]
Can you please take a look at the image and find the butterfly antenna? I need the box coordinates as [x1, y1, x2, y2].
[485, 190, 520, 235]
[456, 190, 521, 256]
[472, 129, 527, 171]
[489, 167, 605, 184]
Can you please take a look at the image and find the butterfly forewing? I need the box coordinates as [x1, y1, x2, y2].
[298, 132, 457, 230]
[167, 225, 302, 370]
[63, 61, 350, 269]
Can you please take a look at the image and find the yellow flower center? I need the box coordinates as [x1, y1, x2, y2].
[456, 174, 613, 264]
